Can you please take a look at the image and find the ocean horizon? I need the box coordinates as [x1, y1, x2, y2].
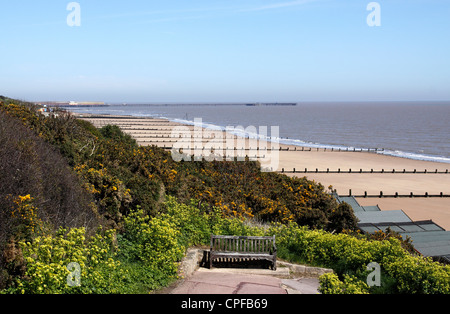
[65, 101, 450, 164]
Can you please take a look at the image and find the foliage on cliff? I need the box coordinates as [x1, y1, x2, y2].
[0, 97, 360, 293]
[4, 197, 449, 294]
[0, 98, 356, 231]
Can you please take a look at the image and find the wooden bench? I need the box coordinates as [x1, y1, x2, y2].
[209, 235, 277, 270]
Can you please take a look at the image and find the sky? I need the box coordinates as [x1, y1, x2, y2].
[1, 0, 450, 103]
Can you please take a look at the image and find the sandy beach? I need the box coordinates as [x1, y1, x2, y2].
[78, 114, 450, 230]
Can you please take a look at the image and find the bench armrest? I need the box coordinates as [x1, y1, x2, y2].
[272, 235, 277, 253]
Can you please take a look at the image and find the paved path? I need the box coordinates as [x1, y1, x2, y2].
[281, 278, 321, 294]
[169, 268, 320, 294]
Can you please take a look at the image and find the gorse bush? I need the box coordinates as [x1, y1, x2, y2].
[174, 160, 349, 230]
[74, 164, 132, 226]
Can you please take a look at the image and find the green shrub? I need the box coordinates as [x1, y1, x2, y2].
[267, 222, 450, 294]
[121, 207, 185, 285]
[161, 198, 212, 246]
[383, 254, 450, 294]
[319, 273, 370, 294]
[100, 124, 136, 147]
[4, 228, 124, 294]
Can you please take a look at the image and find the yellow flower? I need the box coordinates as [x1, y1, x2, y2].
[19, 194, 31, 202]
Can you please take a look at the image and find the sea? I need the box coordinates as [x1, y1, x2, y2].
[65, 101, 450, 164]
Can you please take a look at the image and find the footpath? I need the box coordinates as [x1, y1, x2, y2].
[163, 249, 333, 295]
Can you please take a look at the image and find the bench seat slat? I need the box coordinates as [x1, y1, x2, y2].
[211, 252, 273, 258]
[210, 235, 277, 270]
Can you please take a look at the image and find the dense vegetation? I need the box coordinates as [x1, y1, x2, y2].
[0, 98, 357, 231]
[0, 97, 449, 294]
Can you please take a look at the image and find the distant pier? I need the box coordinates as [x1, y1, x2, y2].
[34, 101, 107, 107]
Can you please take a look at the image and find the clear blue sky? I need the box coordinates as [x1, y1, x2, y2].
[1, 0, 449, 103]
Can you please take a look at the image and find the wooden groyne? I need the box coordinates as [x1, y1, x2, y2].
[278, 168, 449, 174]
[344, 191, 450, 198]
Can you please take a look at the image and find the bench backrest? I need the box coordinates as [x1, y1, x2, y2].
[210, 235, 276, 254]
